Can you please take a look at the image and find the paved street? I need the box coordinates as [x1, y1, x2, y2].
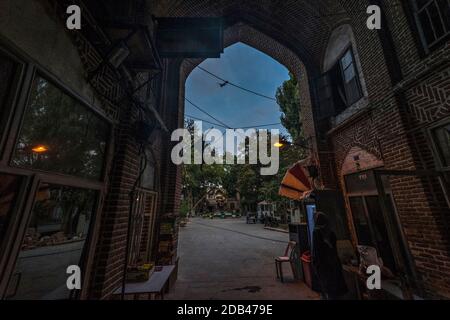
[167, 217, 319, 300]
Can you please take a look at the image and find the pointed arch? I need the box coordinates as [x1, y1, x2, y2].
[341, 146, 384, 176]
[178, 22, 316, 150]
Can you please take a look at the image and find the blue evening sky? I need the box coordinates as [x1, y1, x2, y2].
[185, 42, 290, 138]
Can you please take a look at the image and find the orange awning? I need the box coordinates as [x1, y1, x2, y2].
[279, 162, 313, 201]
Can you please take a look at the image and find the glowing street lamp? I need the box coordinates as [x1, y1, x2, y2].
[274, 142, 284, 148]
[31, 145, 49, 153]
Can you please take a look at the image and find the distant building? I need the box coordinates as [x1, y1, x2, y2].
[201, 187, 241, 214]
[257, 201, 276, 221]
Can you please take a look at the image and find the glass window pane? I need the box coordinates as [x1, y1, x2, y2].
[433, 123, 450, 167]
[364, 196, 397, 273]
[345, 78, 362, 105]
[343, 64, 356, 83]
[428, 1, 446, 38]
[349, 197, 373, 246]
[340, 50, 353, 69]
[0, 174, 22, 245]
[12, 76, 109, 180]
[7, 184, 97, 300]
[419, 10, 437, 44]
[437, 0, 450, 31]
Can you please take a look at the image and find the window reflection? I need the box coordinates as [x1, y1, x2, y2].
[8, 184, 96, 300]
[12, 76, 109, 180]
[0, 174, 21, 245]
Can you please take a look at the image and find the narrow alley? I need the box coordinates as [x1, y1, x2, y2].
[167, 218, 318, 300]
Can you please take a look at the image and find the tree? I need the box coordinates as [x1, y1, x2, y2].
[182, 72, 308, 218]
[276, 73, 303, 144]
[182, 120, 224, 215]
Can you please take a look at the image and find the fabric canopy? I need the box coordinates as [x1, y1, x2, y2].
[279, 162, 313, 201]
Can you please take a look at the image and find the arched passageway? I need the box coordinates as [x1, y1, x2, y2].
[0, 0, 449, 300]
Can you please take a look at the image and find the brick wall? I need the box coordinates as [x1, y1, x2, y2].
[47, 1, 169, 299]
[325, 0, 450, 298]
[156, 0, 450, 299]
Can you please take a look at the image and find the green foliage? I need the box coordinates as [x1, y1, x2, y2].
[276, 73, 303, 143]
[180, 199, 190, 218]
[12, 76, 109, 180]
[182, 72, 308, 214]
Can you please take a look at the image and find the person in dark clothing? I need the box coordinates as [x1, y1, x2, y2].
[312, 212, 348, 300]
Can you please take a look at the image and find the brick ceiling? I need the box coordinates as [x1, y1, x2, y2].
[152, 0, 350, 70]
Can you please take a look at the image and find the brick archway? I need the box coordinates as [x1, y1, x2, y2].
[158, 20, 324, 264]
[156, 0, 356, 265]
[153, 0, 350, 69]
[179, 22, 316, 150]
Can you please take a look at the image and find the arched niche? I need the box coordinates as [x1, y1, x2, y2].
[322, 24, 370, 124]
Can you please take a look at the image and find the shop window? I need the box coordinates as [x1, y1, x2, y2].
[6, 184, 96, 300]
[349, 196, 397, 273]
[364, 196, 397, 273]
[411, 0, 450, 51]
[0, 174, 22, 246]
[12, 75, 110, 180]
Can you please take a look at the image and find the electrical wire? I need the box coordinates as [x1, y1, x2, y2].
[185, 98, 233, 129]
[185, 60, 278, 102]
[185, 114, 282, 130]
[239, 122, 282, 129]
[196, 65, 278, 102]
[185, 114, 229, 129]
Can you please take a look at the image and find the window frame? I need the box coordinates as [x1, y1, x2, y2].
[6, 68, 113, 183]
[408, 0, 450, 54]
[0, 39, 114, 300]
[0, 46, 27, 159]
[427, 118, 450, 172]
[338, 46, 363, 107]
[2, 178, 102, 300]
